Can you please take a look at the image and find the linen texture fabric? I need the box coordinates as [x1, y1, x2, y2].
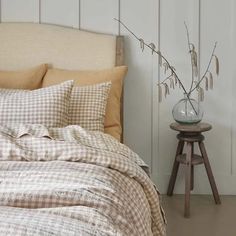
[69, 82, 111, 132]
[0, 124, 166, 236]
[0, 64, 47, 89]
[0, 80, 73, 127]
[42, 66, 128, 141]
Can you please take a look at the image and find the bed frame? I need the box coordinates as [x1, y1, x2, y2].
[0, 23, 125, 140]
[0, 23, 124, 70]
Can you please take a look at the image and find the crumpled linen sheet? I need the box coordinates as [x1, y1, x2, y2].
[0, 124, 166, 236]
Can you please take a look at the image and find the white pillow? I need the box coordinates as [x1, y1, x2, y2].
[0, 80, 73, 127]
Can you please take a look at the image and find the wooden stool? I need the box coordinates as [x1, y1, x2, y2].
[167, 122, 221, 218]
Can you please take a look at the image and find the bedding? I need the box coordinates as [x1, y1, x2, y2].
[0, 81, 111, 132]
[0, 80, 73, 127]
[0, 124, 166, 236]
[69, 82, 111, 132]
[0, 64, 47, 89]
[42, 66, 128, 141]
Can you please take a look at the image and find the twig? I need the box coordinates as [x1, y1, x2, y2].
[115, 18, 198, 114]
[158, 75, 173, 85]
[189, 42, 217, 93]
[114, 18, 186, 93]
[184, 22, 195, 93]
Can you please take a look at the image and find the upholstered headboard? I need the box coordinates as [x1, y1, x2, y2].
[0, 23, 124, 70]
[0, 22, 125, 140]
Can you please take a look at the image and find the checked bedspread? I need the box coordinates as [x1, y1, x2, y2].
[0, 124, 166, 236]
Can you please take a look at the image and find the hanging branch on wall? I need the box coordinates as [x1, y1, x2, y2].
[114, 18, 219, 106]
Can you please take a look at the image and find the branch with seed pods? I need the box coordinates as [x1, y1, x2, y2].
[115, 18, 219, 113]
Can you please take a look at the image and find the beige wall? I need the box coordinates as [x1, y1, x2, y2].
[1, 0, 235, 194]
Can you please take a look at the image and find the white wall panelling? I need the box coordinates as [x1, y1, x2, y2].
[151, 0, 160, 177]
[200, 0, 236, 194]
[41, 0, 79, 28]
[80, 0, 119, 34]
[1, 0, 236, 194]
[157, 0, 201, 193]
[157, 0, 236, 194]
[198, 0, 232, 193]
[1, 0, 39, 22]
[121, 0, 158, 168]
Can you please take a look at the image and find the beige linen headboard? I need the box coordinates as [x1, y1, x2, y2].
[0, 22, 125, 140]
[0, 23, 124, 70]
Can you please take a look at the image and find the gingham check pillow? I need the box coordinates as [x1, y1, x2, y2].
[0, 80, 73, 127]
[69, 82, 111, 132]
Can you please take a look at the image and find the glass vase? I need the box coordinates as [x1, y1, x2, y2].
[172, 94, 203, 124]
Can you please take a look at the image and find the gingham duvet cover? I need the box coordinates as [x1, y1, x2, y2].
[0, 124, 166, 236]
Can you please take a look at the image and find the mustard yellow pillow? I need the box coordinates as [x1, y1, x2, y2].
[0, 64, 47, 90]
[42, 66, 128, 141]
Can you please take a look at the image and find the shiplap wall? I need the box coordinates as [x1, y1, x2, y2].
[0, 0, 236, 194]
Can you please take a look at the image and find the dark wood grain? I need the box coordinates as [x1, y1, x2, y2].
[168, 122, 221, 218]
[191, 165, 194, 191]
[190, 134, 194, 191]
[199, 141, 221, 204]
[176, 154, 204, 165]
[184, 142, 192, 218]
[167, 141, 184, 196]
[170, 122, 212, 133]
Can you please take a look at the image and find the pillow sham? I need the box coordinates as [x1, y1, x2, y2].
[42, 66, 128, 141]
[69, 82, 111, 132]
[0, 80, 73, 127]
[0, 64, 47, 89]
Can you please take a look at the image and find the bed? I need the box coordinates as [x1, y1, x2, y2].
[0, 23, 166, 236]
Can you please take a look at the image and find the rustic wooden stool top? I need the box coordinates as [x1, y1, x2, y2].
[167, 122, 221, 218]
[170, 122, 212, 133]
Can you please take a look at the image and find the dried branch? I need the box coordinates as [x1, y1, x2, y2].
[184, 22, 197, 93]
[149, 43, 156, 54]
[159, 75, 173, 86]
[190, 42, 218, 93]
[114, 18, 188, 94]
[199, 87, 204, 101]
[209, 71, 213, 89]
[140, 39, 145, 51]
[115, 18, 220, 115]
[214, 55, 219, 75]
[205, 76, 208, 91]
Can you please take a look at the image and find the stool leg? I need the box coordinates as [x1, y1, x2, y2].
[199, 141, 221, 204]
[184, 142, 192, 218]
[191, 144, 194, 191]
[167, 140, 184, 196]
[191, 165, 194, 191]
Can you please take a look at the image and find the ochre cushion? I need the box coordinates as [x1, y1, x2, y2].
[42, 66, 128, 141]
[0, 64, 47, 90]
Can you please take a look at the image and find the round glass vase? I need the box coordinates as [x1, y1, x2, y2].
[172, 94, 203, 124]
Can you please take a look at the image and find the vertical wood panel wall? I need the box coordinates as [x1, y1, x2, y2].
[0, 0, 235, 194]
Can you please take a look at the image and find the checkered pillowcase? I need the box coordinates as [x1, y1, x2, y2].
[69, 82, 111, 132]
[0, 80, 73, 127]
